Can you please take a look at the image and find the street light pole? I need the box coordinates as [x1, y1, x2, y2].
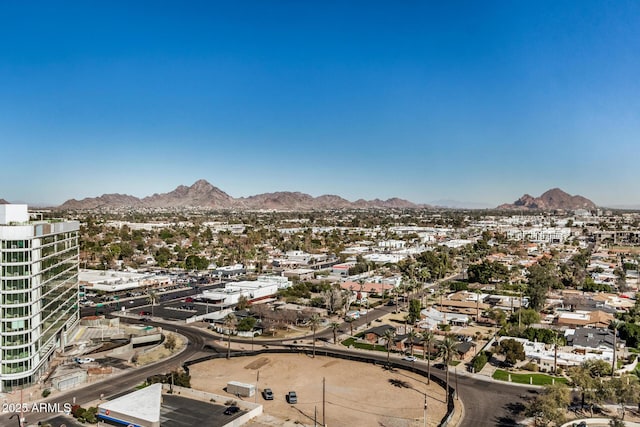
[423, 394, 428, 427]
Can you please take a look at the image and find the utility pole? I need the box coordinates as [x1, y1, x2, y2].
[255, 370, 259, 404]
[322, 377, 326, 427]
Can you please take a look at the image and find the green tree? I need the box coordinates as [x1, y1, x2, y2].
[471, 351, 489, 373]
[467, 260, 509, 284]
[568, 364, 604, 416]
[618, 322, 640, 348]
[154, 247, 172, 267]
[583, 358, 612, 377]
[509, 308, 540, 327]
[236, 316, 257, 332]
[526, 383, 571, 427]
[185, 254, 209, 270]
[606, 375, 640, 420]
[163, 333, 177, 351]
[526, 260, 561, 310]
[498, 339, 525, 366]
[487, 308, 507, 327]
[407, 299, 422, 324]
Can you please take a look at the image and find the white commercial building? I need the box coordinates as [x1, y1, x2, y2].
[200, 276, 291, 305]
[505, 227, 572, 244]
[79, 269, 172, 293]
[0, 205, 80, 392]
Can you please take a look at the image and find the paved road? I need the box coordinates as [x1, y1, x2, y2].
[5, 309, 528, 427]
[302, 346, 530, 427]
[0, 320, 211, 426]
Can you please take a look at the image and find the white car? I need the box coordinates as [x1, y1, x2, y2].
[75, 357, 95, 364]
[402, 355, 418, 362]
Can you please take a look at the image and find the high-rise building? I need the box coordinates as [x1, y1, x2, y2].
[0, 204, 80, 392]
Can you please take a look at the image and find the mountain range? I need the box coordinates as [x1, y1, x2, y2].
[56, 180, 426, 210]
[497, 188, 596, 210]
[1, 182, 598, 211]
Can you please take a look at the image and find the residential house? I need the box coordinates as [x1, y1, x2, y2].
[554, 310, 614, 329]
[363, 325, 396, 345]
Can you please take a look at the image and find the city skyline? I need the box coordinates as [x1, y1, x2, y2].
[2, 2, 639, 207]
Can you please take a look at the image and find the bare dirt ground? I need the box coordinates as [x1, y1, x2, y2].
[136, 332, 186, 366]
[189, 353, 450, 427]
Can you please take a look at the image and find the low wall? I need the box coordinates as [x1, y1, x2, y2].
[560, 419, 640, 427]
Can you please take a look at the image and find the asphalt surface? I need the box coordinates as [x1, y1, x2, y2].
[8, 284, 530, 427]
[0, 320, 210, 426]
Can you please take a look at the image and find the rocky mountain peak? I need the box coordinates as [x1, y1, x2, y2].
[498, 188, 596, 210]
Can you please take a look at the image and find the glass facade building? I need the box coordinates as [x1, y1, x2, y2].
[0, 205, 80, 392]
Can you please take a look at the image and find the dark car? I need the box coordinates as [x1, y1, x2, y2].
[287, 391, 297, 404]
[223, 406, 240, 415]
[262, 388, 274, 400]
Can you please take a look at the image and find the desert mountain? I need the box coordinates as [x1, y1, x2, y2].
[498, 188, 596, 210]
[0, 199, 9, 204]
[58, 180, 426, 210]
[56, 194, 144, 210]
[142, 179, 234, 208]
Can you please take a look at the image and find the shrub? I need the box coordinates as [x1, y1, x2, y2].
[42, 388, 51, 398]
[471, 351, 489, 373]
[71, 405, 87, 420]
[163, 333, 177, 350]
[522, 362, 539, 372]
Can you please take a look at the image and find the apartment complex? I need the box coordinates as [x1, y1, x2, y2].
[0, 204, 80, 392]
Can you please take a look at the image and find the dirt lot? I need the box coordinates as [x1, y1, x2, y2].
[189, 354, 449, 427]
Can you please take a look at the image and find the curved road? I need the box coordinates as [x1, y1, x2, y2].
[0, 321, 208, 426]
[4, 313, 528, 427]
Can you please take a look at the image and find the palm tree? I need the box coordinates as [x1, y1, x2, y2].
[224, 313, 237, 359]
[309, 314, 322, 357]
[147, 290, 158, 318]
[438, 334, 459, 403]
[393, 287, 400, 314]
[551, 331, 562, 374]
[383, 328, 396, 367]
[330, 321, 340, 344]
[421, 330, 435, 384]
[407, 329, 419, 357]
[610, 319, 622, 376]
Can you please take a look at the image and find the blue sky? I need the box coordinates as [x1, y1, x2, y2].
[1, 1, 639, 207]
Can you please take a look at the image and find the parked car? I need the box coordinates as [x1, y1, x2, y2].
[223, 406, 240, 415]
[74, 357, 95, 364]
[262, 388, 274, 400]
[287, 391, 297, 404]
[402, 355, 418, 362]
